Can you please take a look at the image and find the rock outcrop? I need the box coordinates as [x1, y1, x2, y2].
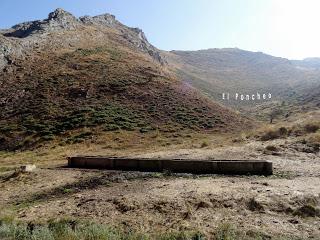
[4, 8, 80, 38]
[80, 13, 117, 27]
[79, 13, 165, 65]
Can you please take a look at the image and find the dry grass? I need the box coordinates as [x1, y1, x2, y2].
[250, 117, 320, 142]
[0, 131, 237, 171]
[308, 132, 320, 144]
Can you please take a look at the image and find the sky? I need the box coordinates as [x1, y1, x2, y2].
[0, 0, 319, 60]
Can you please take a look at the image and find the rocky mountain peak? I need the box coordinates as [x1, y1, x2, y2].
[48, 8, 75, 20]
[46, 8, 79, 29]
[0, 8, 166, 68]
[2, 8, 79, 38]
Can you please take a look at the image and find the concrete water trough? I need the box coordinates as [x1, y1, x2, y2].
[68, 156, 273, 175]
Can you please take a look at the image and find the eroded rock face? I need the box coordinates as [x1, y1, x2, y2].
[79, 14, 166, 65]
[0, 36, 16, 71]
[0, 53, 8, 70]
[80, 13, 117, 27]
[4, 8, 80, 38]
[128, 28, 165, 64]
[46, 8, 80, 30]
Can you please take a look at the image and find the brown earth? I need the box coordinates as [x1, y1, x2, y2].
[0, 131, 319, 239]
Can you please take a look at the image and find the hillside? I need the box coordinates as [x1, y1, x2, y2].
[166, 48, 320, 110]
[0, 9, 250, 151]
[292, 58, 320, 70]
[1, 8, 320, 240]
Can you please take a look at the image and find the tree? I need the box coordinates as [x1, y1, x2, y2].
[269, 108, 283, 124]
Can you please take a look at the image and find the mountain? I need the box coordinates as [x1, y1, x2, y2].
[0, 8, 165, 68]
[292, 58, 320, 70]
[166, 48, 320, 109]
[0, 9, 250, 150]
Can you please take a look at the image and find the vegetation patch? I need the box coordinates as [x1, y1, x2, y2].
[293, 204, 320, 218]
[172, 108, 216, 130]
[247, 198, 265, 212]
[0, 218, 304, 240]
[0, 218, 203, 240]
[256, 121, 320, 142]
[0, 103, 153, 150]
[260, 127, 288, 141]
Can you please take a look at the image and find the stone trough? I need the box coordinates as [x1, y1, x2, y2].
[68, 156, 273, 175]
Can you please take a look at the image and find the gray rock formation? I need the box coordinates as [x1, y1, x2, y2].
[4, 8, 80, 38]
[79, 13, 165, 65]
[0, 36, 23, 71]
[127, 28, 164, 64]
[80, 13, 117, 27]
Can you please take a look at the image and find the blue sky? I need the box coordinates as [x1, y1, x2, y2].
[1, 0, 319, 59]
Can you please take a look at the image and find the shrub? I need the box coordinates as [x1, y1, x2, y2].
[200, 141, 209, 148]
[304, 123, 320, 133]
[41, 134, 55, 141]
[260, 129, 280, 141]
[265, 145, 278, 152]
[293, 204, 320, 218]
[260, 127, 288, 141]
[0, 125, 16, 134]
[215, 223, 237, 240]
[140, 126, 156, 133]
[278, 127, 288, 136]
[0, 219, 204, 240]
[118, 122, 135, 131]
[66, 131, 92, 144]
[247, 198, 264, 212]
[308, 132, 320, 144]
[104, 124, 120, 131]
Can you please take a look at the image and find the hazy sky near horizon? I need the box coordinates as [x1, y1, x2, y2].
[0, 0, 319, 60]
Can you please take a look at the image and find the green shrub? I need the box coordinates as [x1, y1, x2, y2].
[200, 141, 209, 148]
[0, 125, 16, 134]
[41, 134, 55, 141]
[104, 124, 120, 131]
[0, 219, 202, 240]
[215, 223, 237, 240]
[66, 131, 92, 144]
[140, 126, 156, 133]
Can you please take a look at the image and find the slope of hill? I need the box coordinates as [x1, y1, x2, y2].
[292, 58, 320, 70]
[0, 9, 250, 150]
[166, 48, 320, 110]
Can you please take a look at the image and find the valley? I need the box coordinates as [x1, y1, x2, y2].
[0, 8, 319, 240]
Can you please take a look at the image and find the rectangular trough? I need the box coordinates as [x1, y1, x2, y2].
[68, 156, 273, 175]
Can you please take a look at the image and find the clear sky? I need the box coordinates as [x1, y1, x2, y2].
[0, 0, 319, 60]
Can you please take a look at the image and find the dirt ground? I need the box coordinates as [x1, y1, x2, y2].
[0, 134, 319, 239]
